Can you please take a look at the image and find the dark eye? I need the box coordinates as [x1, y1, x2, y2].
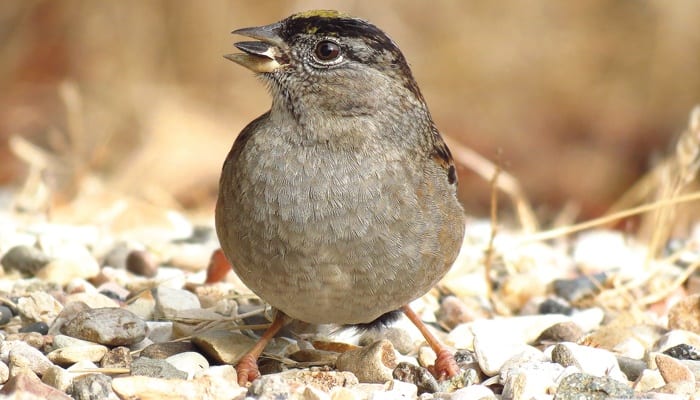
[314, 41, 341, 61]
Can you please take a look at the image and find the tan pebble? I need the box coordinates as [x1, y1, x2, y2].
[655, 353, 695, 384]
[668, 294, 700, 334]
[335, 339, 397, 383]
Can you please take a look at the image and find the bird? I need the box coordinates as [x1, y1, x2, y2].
[215, 10, 466, 385]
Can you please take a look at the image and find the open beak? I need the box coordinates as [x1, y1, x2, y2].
[224, 22, 287, 73]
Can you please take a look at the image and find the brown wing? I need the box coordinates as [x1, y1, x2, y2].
[430, 124, 458, 185]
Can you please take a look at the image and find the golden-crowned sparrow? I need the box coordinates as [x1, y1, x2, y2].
[216, 10, 465, 385]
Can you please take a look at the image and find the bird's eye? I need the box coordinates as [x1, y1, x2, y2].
[314, 40, 341, 61]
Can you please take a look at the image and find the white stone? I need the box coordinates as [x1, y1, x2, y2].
[502, 362, 564, 400]
[147, 321, 174, 343]
[154, 286, 201, 319]
[0, 340, 53, 376]
[166, 352, 209, 379]
[450, 384, 497, 400]
[547, 342, 627, 382]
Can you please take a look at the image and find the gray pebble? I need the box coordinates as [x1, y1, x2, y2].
[130, 357, 187, 380]
[71, 373, 118, 400]
[0, 245, 50, 275]
[555, 372, 633, 400]
[61, 307, 146, 346]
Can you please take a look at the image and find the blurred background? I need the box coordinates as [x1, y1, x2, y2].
[1, 0, 699, 223]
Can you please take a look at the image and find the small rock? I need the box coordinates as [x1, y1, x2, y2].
[552, 273, 607, 303]
[655, 329, 700, 352]
[112, 374, 247, 400]
[51, 334, 99, 350]
[250, 368, 359, 395]
[101, 346, 132, 369]
[154, 287, 201, 319]
[0, 245, 50, 275]
[131, 357, 188, 380]
[0, 340, 53, 376]
[0, 305, 13, 325]
[141, 341, 197, 360]
[146, 320, 173, 343]
[61, 307, 146, 346]
[0, 371, 72, 399]
[5, 332, 45, 349]
[47, 344, 108, 366]
[501, 361, 565, 400]
[126, 249, 159, 277]
[435, 296, 479, 330]
[289, 349, 340, 366]
[474, 339, 538, 376]
[336, 340, 397, 383]
[633, 368, 665, 392]
[616, 355, 646, 381]
[72, 373, 119, 400]
[656, 353, 695, 384]
[166, 352, 209, 379]
[48, 301, 91, 336]
[549, 342, 627, 382]
[535, 321, 585, 345]
[63, 292, 120, 309]
[37, 245, 100, 285]
[359, 326, 418, 356]
[125, 289, 156, 320]
[41, 365, 72, 392]
[16, 291, 63, 325]
[0, 361, 7, 384]
[19, 321, 49, 335]
[555, 372, 633, 400]
[662, 343, 700, 361]
[451, 384, 497, 400]
[191, 330, 256, 364]
[538, 298, 574, 315]
[392, 362, 440, 394]
[668, 294, 700, 334]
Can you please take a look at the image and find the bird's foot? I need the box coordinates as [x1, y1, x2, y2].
[429, 348, 459, 380]
[236, 354, 261, 386]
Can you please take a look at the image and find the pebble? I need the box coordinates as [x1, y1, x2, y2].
[72, 373, 119, 400]
[0, 340, 53, 376]
[616, 355, 647, 381]
[552, 272, 607, 303]
[36, 242, 100, 285]
[662, 343, 700, 361]
[61, 307, 146, 346]
[534, 321, 585, 345]
[141, 341, 197, 359]
[0, 371, 72, 399]
[16, 291, 63, 325]
[101, 346, 132, 369]
[548, 342, 627, 382]
[153, 286, 201, 319]
[250, 368, 359, 395]
[335, 340, 397, 383]
[501, 361, 567, 400]
[555, 372, 633, 400]
[47, 344, 108, 365]
[48, 300, 91, 336]
[191, 329, 257, 364]
[112, 372, 247, 400]
[667, 293, 700, 334]
[0, 305, 13, 325]
[126, 249, 159, 277]
[0, 361, 7, 384]
[450, 384, 497, 400]
[6, 332, 45, 349]
[0, 245, 51, 275]
[131, 357, 188, 380]
[166, 351, 210, 379]
[392, 362, 440, 394]
[18, 321, 49, 334]
[359, 326, 418, 355]
[63, 292, 121, 308]
[654, 329, 700, 352]
[146, 320, 174, 343]
[41, 365, 73, 393]
[125, 289, 156, 320]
